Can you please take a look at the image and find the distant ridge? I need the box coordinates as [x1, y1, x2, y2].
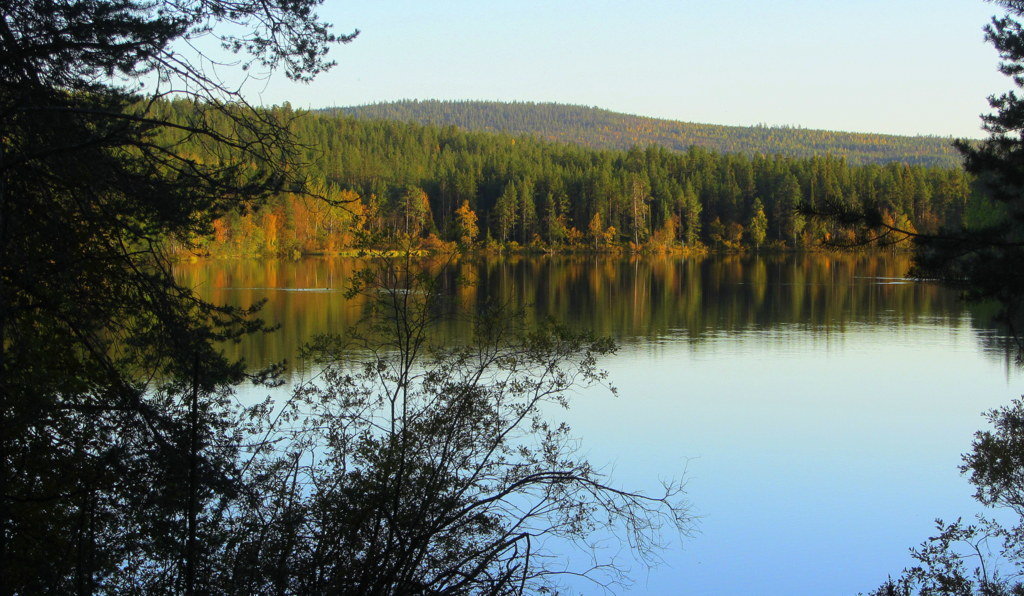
[325, 100, 962, 168]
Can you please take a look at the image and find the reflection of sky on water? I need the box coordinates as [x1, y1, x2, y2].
[558, 320, 1023, 594]
[179, 255, 1024, 594]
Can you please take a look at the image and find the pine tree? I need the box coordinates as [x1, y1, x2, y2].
[494, 183, 518, 243]
[682, 183, 703, 247]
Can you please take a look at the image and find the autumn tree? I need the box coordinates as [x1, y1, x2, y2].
[0, 0, 352, 590]
[588, 211, 607, 249]
[909, 0, 1024, 332]
[179, 111, 973, 255]
[708, 217, 727, 249]
[452, 199, 480, 247]
[629, 176, 651, 246]
[749, 198, 769, 248]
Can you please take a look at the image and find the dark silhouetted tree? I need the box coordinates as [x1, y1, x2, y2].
[910, 0, 1024, 350]
[0, 0, 353, 591]
[865, 2, 1024, 593]
[221, 259, 691, 594]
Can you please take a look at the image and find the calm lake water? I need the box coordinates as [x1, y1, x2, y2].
[176, 253, 1023, 595]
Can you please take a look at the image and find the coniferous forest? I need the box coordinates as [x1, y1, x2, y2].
[333, 100, 963, 167]
[163, 100, 978, 257]
[12, 0, 1024, 592]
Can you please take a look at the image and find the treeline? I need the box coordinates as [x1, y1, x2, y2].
[332, 100, 964, 168]
[152, 100, 977, 257]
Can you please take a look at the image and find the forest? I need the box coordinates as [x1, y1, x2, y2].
[9, 0, 1024, 591]
[334, 100, 963, 167]
[156, 100, 979, 258]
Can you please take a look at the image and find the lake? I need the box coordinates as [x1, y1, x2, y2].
[175, 253, 1023, 594]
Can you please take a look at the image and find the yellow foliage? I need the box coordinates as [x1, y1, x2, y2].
[454, 200, 480, 246]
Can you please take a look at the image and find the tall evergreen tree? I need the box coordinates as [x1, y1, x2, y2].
[913, 0, 1024, 322]
[0, 1, 350, 590]
[494, 183, 517, 242]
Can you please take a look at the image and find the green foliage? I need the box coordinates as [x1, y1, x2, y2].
[167, 106, 975, 254]
[909, 0, 1024, 328]
[334, 100, 963, 167]
[864, 5, 1024, 593]
[749, 198, 769, 248]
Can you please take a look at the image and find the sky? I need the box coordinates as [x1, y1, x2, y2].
[244, 0, 1011, 138]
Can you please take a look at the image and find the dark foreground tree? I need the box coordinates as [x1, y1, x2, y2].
[864, 2, 1024, 593]
[908, 0, 1024, 352]
[0, 0, 353, 591]
[815, 0, 1024, 345]
[218, 259, 691, 594]
[1, 3, 691, 592]
[867, 401, 1024, 596]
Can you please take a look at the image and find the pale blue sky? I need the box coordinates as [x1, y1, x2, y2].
[247, 0, 1010, 138]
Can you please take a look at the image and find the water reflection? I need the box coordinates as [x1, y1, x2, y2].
[175, 253, 1001, 371]
[174, 253, 1020, 593]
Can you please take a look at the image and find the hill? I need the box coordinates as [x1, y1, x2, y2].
[328, 100, 962, 168]
[149, 101, 974, 257]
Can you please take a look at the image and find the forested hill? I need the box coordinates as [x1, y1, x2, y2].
[151, 100, 976, 258]
[328, 100, 962, 168]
